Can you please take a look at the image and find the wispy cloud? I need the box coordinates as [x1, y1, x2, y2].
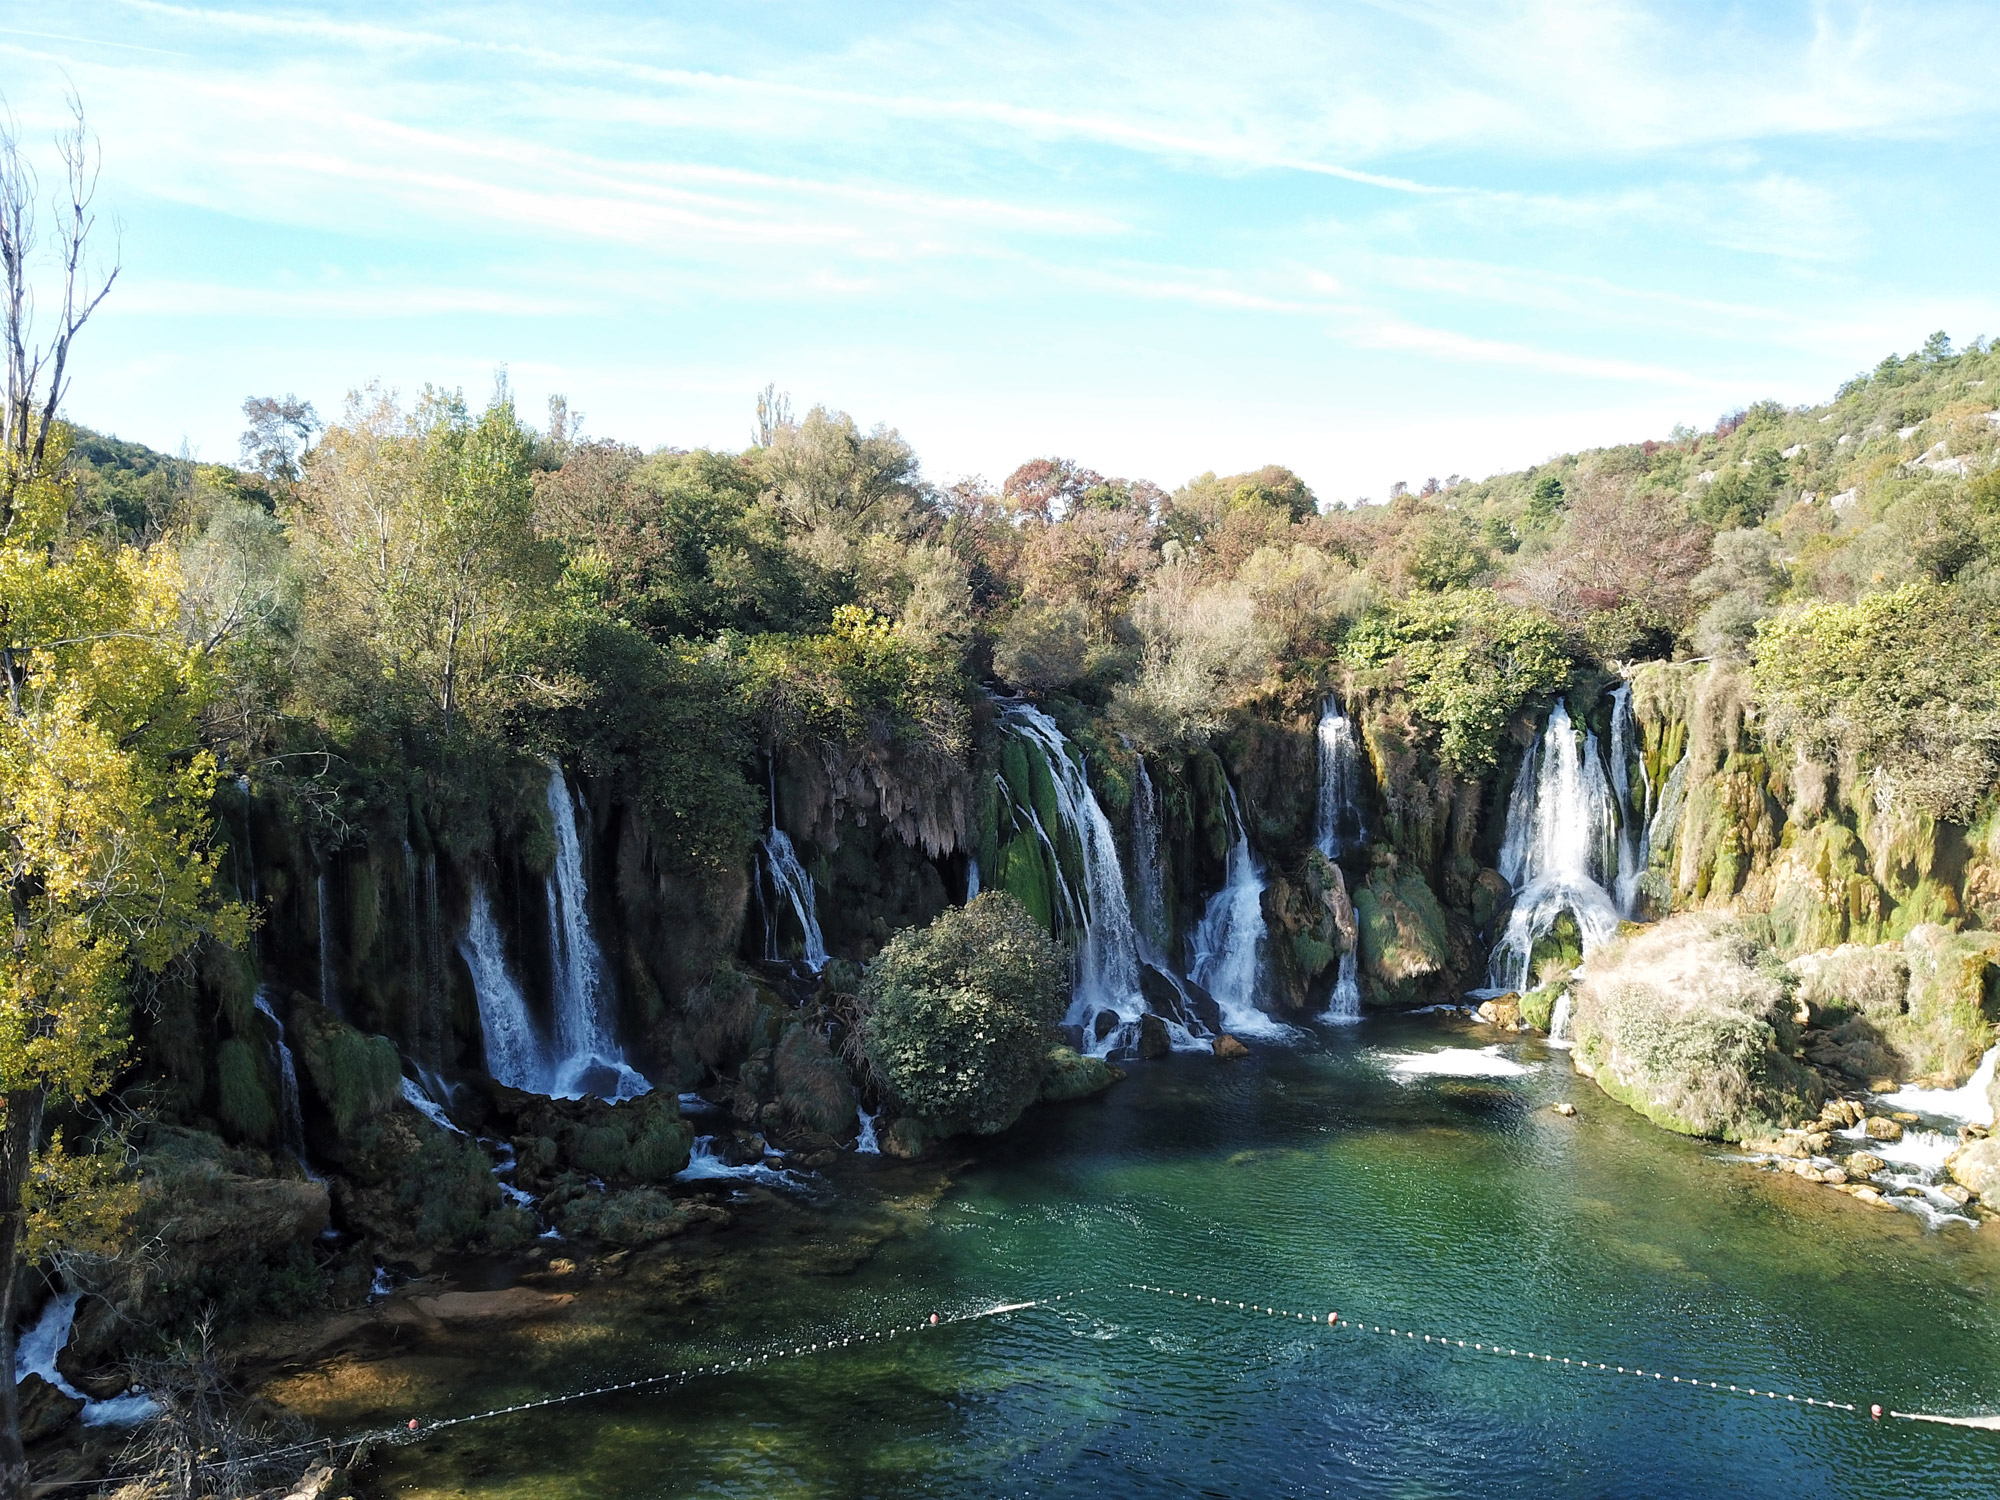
[4, 0, 1993, 495]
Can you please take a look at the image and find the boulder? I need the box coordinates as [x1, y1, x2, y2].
[1821, 1165, 1848, 1185]
[487, 1087, 693, 1190]
[1847, 1151, 1887, 1176]
[1551, 1102, 1577, 1118]
[16, 1374, 81, 1444]
[1213, 1035, 1251, 1060]
[1569, 915, 1823, 1140]
[1137, 1013, 1172, 1060]
[1948, 1137, 2000, 1199]
[1863, 1116, 1904, 1143]
[1475, 997, 1523, 1030]
[1353, 868, 1454, 1007]
[1039, 1046, 1126, 1103]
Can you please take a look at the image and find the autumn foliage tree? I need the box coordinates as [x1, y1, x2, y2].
[0, 100, 240, 1497]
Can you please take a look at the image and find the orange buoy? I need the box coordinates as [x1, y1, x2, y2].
[929, 1313, 940, 1326]
[1871, 1404, 1882, 1420]
[407, 1419, 419, 1432]
[1327, 1312, 1339, 1326]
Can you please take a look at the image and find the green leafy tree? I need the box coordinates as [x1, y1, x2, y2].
[859, 892, 1067, 1136]
[289, 381, 559, 745]
[1350, 590, 1571, 774]
[0, 97, 240, 1493]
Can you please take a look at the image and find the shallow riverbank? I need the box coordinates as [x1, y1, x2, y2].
[270, 1013, 2000, 1499]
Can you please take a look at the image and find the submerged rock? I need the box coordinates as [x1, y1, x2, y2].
[1040, 1045, 1126, 1103]
[1213, 1034, 1251, 1060]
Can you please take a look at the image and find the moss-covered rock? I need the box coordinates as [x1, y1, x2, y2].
[1571, 915, 1823, 1140]
[1039, 1045, 1126, 1102]
[286, 998, 402, 1136]
[1789, 927, 2000, 1085]
[1353, 865, 1453, 1006]
[215, 1037, 279, 1145]
[494, 1087, 695, 1189]
[772, 1021, 857, 1135]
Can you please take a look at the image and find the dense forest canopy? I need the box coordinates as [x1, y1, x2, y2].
[55, 332, 1998, 876]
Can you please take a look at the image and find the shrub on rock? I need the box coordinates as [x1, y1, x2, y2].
[1571, 914, 1823, 1140]
[860, 892, 1067, 1137]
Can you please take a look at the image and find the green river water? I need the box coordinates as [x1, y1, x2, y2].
[356, 1014, 2000, 1498]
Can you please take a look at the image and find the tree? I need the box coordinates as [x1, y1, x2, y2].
[238, 394, 320, 487]
[0, 97, 238, 1499]
[859, 892, 1067, 1137]
[0, 96, 117, 516]
[289, 381, 558, 743]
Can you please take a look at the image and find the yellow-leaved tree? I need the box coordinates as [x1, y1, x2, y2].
[0, 100, 241, 1496]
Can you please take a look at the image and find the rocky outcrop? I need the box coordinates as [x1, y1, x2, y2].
[1570, 915, 1823, 1140]
[1039, 1046, 1126, 1102]
[1789, 927, 2000, 1085]
[1353, 862, 1456, 1006]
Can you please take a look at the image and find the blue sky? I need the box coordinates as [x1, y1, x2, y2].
[4, 0, 1997, 499]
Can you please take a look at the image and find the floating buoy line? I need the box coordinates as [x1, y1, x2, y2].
[52, 1278, 1998, 1489]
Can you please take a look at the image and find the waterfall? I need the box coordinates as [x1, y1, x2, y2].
[1319, 949, 1362, 1025]
[1130, 754, 1168, 953]
[461, 881, 550, 1093]
[252, 989, 312, 1170]
[964, 857, 980, 901]
[1188, 782, 1289, 1039]
[999, 704, 1154, 1056]
[237, 776, 257, 904]
[1487, 700, 1625, 993]
[1548, 990, 1573, 1049]
[760, 826, 829, 971]
[544, 765, 650, 1100]
[314, 865, 337, 1015]
[1314, 697, 1368, 859]
[855, 1108, 881, 1155]
[1608, 685, 1649, 916]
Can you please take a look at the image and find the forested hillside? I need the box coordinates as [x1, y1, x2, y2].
[11, 332, 2000, 1462]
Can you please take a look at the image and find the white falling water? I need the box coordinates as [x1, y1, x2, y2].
[314, 866, 337, 1014]
[1874, 1045, 1998, 1126]
[964, 858, 980, 901]
[1487, 700, 1625, 993]
[461, 881, 550, 1093]
[855, 1108, 881, 1154]
[252, 989, 312, 1171]
[544, 765, 650, 1100]
[1548, 990, 1574, 1049]
[1319, 949, 1362, 1025]
[15, 1292, 156, 1428]
[237, 776, 257, 904]
[1314, 697, 1368, 858]
[1002, 704, 1155, 1056]
[761, 825, 830, 971]
[1188, 782, 1290, 1040]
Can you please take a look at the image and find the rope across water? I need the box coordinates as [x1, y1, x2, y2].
[84, 1277, 1996, 1487]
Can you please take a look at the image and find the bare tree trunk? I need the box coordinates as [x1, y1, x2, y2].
[0, 1087, 46, 1500]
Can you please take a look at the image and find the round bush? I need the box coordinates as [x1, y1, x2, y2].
[861, 892, 1068, 1137]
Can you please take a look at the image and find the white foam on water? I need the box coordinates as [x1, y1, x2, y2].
[15, 1292, 159, 1428]
[1873, 1046, 1997, 1127]
[1841, 1122, 1959, 1174]
[675, 1136, 814, 1193]
[1377, 1046, 1536, 1080]
[400, 1076, 465, 1135]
